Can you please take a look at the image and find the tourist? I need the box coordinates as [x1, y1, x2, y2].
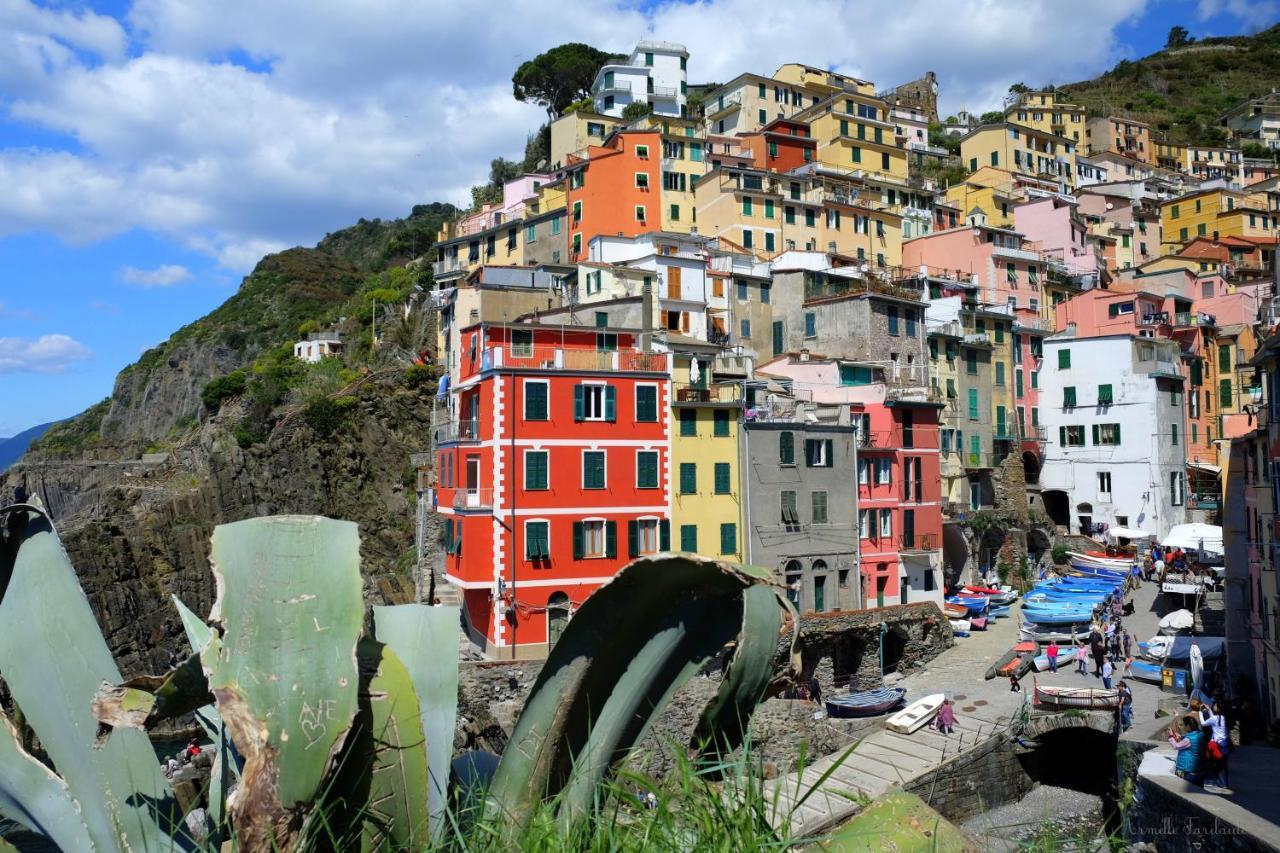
[1091, 634, 1106, 678]
[1076, 642, 1088, 675]
[1168, 714, 1207, 786]
[1047, 640, 1060, 673]
[1102, 658, 1114, 690]
[1199, 700, 1231, 793]
[1122, 630, 1133, 661]
[185, 738, 201, 761]
[1118, 681, 1133, 730]
[936, 699, 956, 735]
[1009, 671, 1022, 693]
[1154, 555, 1166, 582]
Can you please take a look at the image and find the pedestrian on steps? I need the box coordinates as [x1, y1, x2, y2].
[936, 699, 956, 735]
[1009, 672, 1022, 693]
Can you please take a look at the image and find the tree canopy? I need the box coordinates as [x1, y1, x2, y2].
[1165, 26, 1194, 49]
[512, 43, 622, 117]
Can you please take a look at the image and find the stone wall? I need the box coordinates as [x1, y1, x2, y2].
[904, 734, 1036, 823]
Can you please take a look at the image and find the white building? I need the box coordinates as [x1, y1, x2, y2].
[294, 332, 344, 363]
[591, 41, 688, 119]
[1039, 334, 1188, 539]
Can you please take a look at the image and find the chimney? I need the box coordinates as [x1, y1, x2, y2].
[640, 275, 654, 351]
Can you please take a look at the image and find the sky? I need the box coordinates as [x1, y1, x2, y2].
[0, 0, 1276, 436]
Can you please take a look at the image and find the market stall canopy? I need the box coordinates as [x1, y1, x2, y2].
[1161, 523, 1223, 556]
[1107, 525, 1153, 540]
[1158, 609, 1195, 634]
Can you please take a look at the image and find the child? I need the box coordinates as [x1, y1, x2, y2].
[936, 698, 956, 735]
[1076, 641, 1088, 675]
[1009, 671, 1022, 693]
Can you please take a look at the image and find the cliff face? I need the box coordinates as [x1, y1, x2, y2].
[8, 370, 432, 677]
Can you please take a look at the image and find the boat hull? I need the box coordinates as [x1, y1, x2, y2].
[886, 693, 946, 734]
[1033, 681, 1121, 710]
[825, 687, 907, 719]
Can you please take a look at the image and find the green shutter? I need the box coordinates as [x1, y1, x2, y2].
[605, 386, 616, 421]
[825, 439, 834, 465]
[1114, 423, 1121, 444]
[714, 462, 731, 494]
[628, 519, 639, 557]
[779, 431, 795, 464]
[680, 462, 697, 494]
[720, 523, 737, 555]
[1059, 426, 1067, 446]
[1058, 349, 1071, 369]
[1064, 386, 1076, 407]
[1220, 378, 1233, 408]
[714, 410, 730, 436]
[680, 524, 697, 552]
[1098, 384, 1112, 405]
[572, 521, 584, 560]
[968, 388, 978, 419]
[1092, 424, 1099, 445]
[573, 384, 585, 420]
[680, 409, 696, 436]
[453, 520, 462, 556]
[659, 519, 670, 551]
[1191, 359, 1202, 385]
[605, 521, 617, 558]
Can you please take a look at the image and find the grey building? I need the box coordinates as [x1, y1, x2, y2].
[742, 414, 859, 613]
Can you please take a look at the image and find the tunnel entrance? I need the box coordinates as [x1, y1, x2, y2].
[1017, 724, 1121, 834]
[881, 626, 908, 676]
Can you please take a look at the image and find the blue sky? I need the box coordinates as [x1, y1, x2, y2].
[0, 0, 1275, 436]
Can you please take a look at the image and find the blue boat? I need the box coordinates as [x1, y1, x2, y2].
[1128, 660, 1164, 684]
[989, 604, 1012, 617]
[1021, 611, 1097, 626]
[825, 687, 907, 718]
[946, 595, 988, 615]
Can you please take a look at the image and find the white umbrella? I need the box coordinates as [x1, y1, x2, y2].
[1190, 644, 1204, 690]
[1158, 609, 1195, 635]
[689, 357, 700, 386]
[1107, 525, 1152, 540]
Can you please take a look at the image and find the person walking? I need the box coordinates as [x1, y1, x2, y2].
[1009, 671, 1022, 693]
[1169, 714, 1208, 786]
[1122, 629, 1133, 661]
[1047, 640, 1060, 673]
[1199, 700, 1231, 793]
[1118, 680, 1133, 730]
[1102, 658, 1114, 689]
[1091, 634, 1106, 678]
[1076, 641, 1088, 675]
[936, 699, 956, 735]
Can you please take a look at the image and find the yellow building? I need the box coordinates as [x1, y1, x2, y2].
[549, 110, 620, 169]
[960, 123, 1077, 188]
[772, 63, 875, 98]
[628, 113, 706, 232]
[943, 167, 1022, 227]
[1004, 91, 1086, 144]
[700, 72, 812, 137]
[1154, 136, 1187, 173]
[693, 164, 903, 267]
[670, 352, 745, 561]
[1084, 116, 1154, 164]
[798, 95, 909, 183]
[927, 323, 967, 507]
[971, 308, 1018, 449]
[1160, 188, 1276, 253]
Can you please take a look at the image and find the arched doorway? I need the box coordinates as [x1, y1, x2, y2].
[1042, 489, 1070, 529]
[547, 592, 570, 649]
[1022, 450, 1041, 485]
[783, 560, 803, 610]
[811, 559, 829, 612]
[882, 626, 909, 676]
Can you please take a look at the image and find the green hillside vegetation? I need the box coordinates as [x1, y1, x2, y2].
[1055, 23, 1280, 146]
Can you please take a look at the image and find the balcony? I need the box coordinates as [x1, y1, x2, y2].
[649, 85, 678, 100]
[481, 346, 668, 374]
[964, 332, 991, 346]
[1014, 315, 1054, 332]
[900, 533, 937, 553]
[705, 91, 743, 117]
[597, 80, 633, 96]
[453, 488, 494, 510]
[433, 418, 480, 444]
[992, 245, 1041, 263]
[963, 452, 995, 470]
[674, 383, 742, 403]
[886, 385, 942, 405]
[1188, 495, 1221, 512]
[432, 255, 472, 277]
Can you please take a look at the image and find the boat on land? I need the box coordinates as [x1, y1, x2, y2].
[946, 595, 988, 615]
[949, 619, 971, 634]
[984, 642, 1037, 680]
[1128, 659, 1164, 684]
[1067, 552, 1133, 571]
[886, 693, 946, 734]
[969, 616, 988, 631]
[825, 686, 907, 719]
[1032, 679, 1122, 710]
[943, 602, 970, 619]
[1018, 624, 1092, 643]
[989, 604, 1012, 617]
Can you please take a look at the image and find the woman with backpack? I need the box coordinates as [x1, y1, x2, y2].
[1199, 700, 1232, 794]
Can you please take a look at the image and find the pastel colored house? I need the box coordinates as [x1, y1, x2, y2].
[564, 130, 662, 262]
[701, 73, 815, 137]
[1084, 116, 1153, 164]
[960, 123, 1077, 189]
[592, 41, 689, 118]
[902, 219, 1048, 315]
[1004, 91, 1087, 144]
[1013, 195, 1106, 289]
[797, 93, 909, 183]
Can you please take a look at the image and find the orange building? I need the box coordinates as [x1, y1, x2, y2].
[739, 118, 816, 173]
[564, 129, 662, 262]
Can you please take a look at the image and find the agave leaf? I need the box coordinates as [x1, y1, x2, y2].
[690, 582, 797, 757]
[175, 595, 236, 840]
[91, 654, 212, 732]
[0, 710, 91, 852]
[0, 506, 177, 851]
[373, 603, 460, 838]
[487, 553, 789, 826]
[203, 515, 363, 850]
[319, 639, 431, 850]
[173, 594, 214, 654]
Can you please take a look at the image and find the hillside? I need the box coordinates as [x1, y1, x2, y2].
[1053, 23, 1280, 146]
[0, 422, 55, 473]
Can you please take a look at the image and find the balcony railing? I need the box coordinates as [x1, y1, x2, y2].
[992, 245, 1041, 263]
[705, 91, 743, 117]
[900, 533, 937, 552]
[1188, 495, 1221, 511]
[433, 418, 480, 444]
[649, 85, 678, 100]
[963, 452, 995, 469]
[597, 81, 633, 95]
[674, 383, 742, 403]
[453, 488, 494, 510]
[481, 346, 667, 374]
[432, 255, 472, 277]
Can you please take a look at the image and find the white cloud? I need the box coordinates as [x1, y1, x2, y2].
[0, 0, 1155, 272]
[120, 263, 193, 287]
[0, 334, 92, 374]
[1198, 0, 1280, 30]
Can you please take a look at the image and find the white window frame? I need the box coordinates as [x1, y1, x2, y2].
[1097, 471, 1112, 498]
[582, 449, 607, 490]
[635, 145, 649, 160]
[635, 172, 650, 189]
[524, 449, 550, 491]
[581, 382, 607, 421]
[635, 516, 660, 555]
[879, 508, 893, 538]
[859, 509, 871, 539]
[582, 517, 607, 558]
[523, 379, 549, 421]
[524, 519, 550, 560]
[1098, 423, 1121, 446]
[635, 205, 647, 223]
[636, 450, 659, 489]
[858, 457, 870, 485]
[634, 383, 659, 423]
[876, 458, 892, 485]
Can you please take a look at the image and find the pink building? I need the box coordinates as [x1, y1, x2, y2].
[902, 221, 1047, 315]
[1013, 196, 1106, 289]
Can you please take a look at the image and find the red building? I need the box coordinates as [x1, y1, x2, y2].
[434, 322, 672, 657]
[564, 129, 661, 262]
[853, 398, 945, 607]
[741, 118, 817, 173]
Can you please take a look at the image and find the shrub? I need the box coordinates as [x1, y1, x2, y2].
[304, 395, 359, 437]
[201, 370, 248, 411]
[1051, 543, 1069, 565]
[402, 363, 435, 388]
[232, 422, 260, 449]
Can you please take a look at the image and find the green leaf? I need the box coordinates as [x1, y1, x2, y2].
[488, 553, 790, 827]
[373, 604, 460, 839]
[0, 710, 90, 852]
[0, 507, 176, 851]
[203, 515, 364, 849]
[173, 594, 214, 653]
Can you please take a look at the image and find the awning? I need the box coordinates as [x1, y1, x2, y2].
[1107, 525, 1153, 540]
[1162, 523, 1224, 556]
[1186, 462, 1221, 476]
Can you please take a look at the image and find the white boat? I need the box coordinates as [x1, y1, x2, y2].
[1066, 551, 1133, 570]
[1033, 681, 1122, 710]
[949, 619, 970, 633]
[886, 692, 945, 734]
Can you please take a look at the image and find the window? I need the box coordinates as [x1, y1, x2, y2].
[995, 362, 1005, 386]
[760, 283, 771, 304]
[779, 430, 795, 465]
[781, 490, 799, 530]
[1060, 425, 1085, 447]
[967, 388, 979, 420]
[858, 458, 869, 485]
[714, 462, 732, 494]
[525, 521, 550, 561]
[1220, 378, 1233, 408]
[678, 408, 696, 437]
[634, 450, 660, 489]
[680, 524, 697, 552]
[1097, 472, 1112, 497]
[1097, 384, 1113, 406]
[881, 152, 890, 171]
[887, 306, 899, 335]
[720, 523, 737, 555]
[1171, 423, 1179, 446]
[525, 223, 537, 243]
[582, 451, 606, 489]
[635, 205, 647, 223]
[714, 409, 731, 437]
[524, 381, 548, 420]
[1058, 349, 1071, 369]
[574, 384, 614, 421]
[876, 458, 892, 485]
[573, 519, 613, 559]
[906, 310, 916, 337]
[633, 385, 658, 423]
[764, 199, 774, 219]
[742, 197, 753, 216]
[1094, 423, 1121, 445]
[858, 509, 871, 538]
[805, 438, 833, 467]
[879, 508, 892, 538]
[851, 146, 861, 164]
[635, 172, 649, 189]
[678, 462, 697, 495]
[627, 518, 661, 557]
[525, 450, 549, 490]
[740, 319, 751, 338]
[966, 351, 978, 374]
[804, 312, 816, 338]
[1006, 261, 1017, 284]
[1170, 471, 1184, 506]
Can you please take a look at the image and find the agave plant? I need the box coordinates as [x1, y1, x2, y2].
[0, 506, 797, 850]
